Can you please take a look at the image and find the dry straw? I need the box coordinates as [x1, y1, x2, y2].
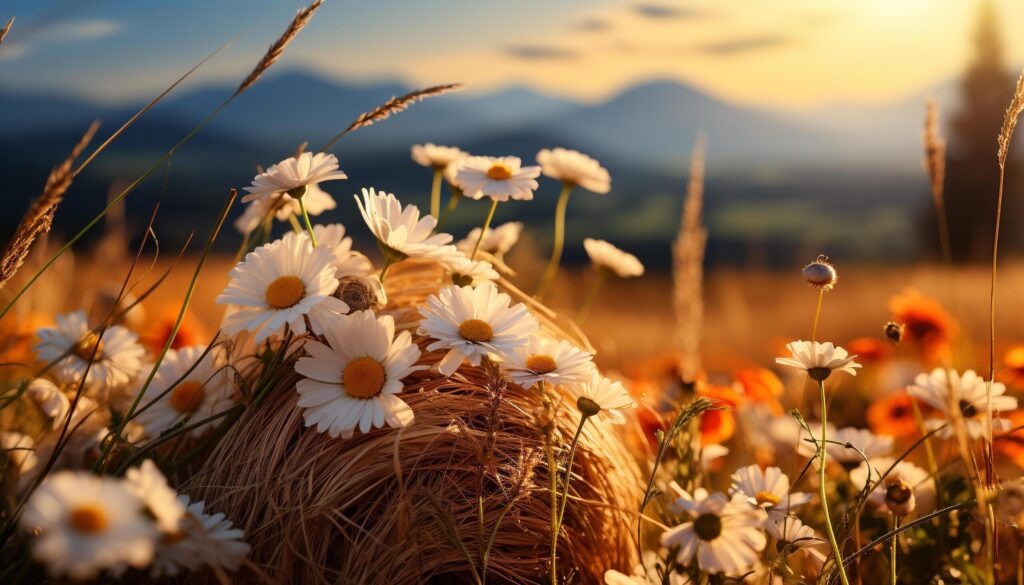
[0, 121, 98, 290]
[185, 262, 641, 584]
[0, 17, 13, 45]
[235, 0, 324, 97]
[673, 135, 707, 383]
[923, 99, 951, 264]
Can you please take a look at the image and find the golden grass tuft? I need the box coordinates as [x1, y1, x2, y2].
[184, 261, 641, 584]
[923, 99, 951, 264]
[673, 134, 707, 382]
[997, 68, 1024, 169]
[0, 121, 99, 291]
[0, 17, 13, 45]
[235, 0, 324, 97]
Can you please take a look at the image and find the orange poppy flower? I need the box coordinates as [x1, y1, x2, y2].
[140, 309, 207, 355]
[1001, 345, 1024, 388]
[845, 337, 893, 365]
[996, 410, 1024, 469]
[867, 391, 930, 439]
[888, 288, 954, 346]
[733, 367, 784, 415]
[697, 384, 743, 445]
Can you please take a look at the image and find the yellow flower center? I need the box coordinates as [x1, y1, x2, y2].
[170, 381, 205, 414]
[343, 357, 386, 398]
[72, 332, 104, 361]
[265, 275, 305, 309]
[69, 503, 109, 534]
[458, 319, 494, 343]
[755, 491, 781, 507]
[526, 354, 558, 374]
[486, 163, 513, 181]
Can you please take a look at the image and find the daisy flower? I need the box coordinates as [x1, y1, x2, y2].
[440, 251, 500, 286]
[234, 184, 336, 234]
[568, 374, 637, 424]
[354, 188, 454, 262]
[729, 465, 811, 517]
[411, 143, 467, 169]
[584, 239, 644, 278]
[35, 310, 146, 392]
[604, 551, 691, 585]
[796, 426, 894, 468]
[418, 283, 538, 376]
[21, 471, 156, 580]
[908, 367, 1017, 439]
[849, 457, 935, 516]
[308, 223, 374, 277]
[502, 336, 595, 389]
[124, 460, 186, 533]
[241, 152, 347, 204]
[765, 516, 827, 575]
[26, 377, 70, 429]
[151, 495, 250, 577]
[455, 155, 541, 201]
[775, 340, 861, 381]
[216, 232, 349, 342]
[537, 147, 611, 193]
[135, 346, 236, 439]
[295, 310, 424, 439]
[456, 221, 523, 258]
[660, 487, 767, 575]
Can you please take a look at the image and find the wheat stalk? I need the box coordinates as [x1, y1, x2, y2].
[320, 83, 463, 151]
[673, 134, 707, 382]
[0, 121, 99, 290]
[997, 68, 1024, 169]
[923, 99, 951, 264]
[235, 0, 324, 96]
[0, 17, 13, 45]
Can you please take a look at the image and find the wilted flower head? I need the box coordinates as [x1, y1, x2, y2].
[801, 255, 837, 290]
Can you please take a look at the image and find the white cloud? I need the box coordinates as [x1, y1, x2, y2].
[0, 19, 122, 61]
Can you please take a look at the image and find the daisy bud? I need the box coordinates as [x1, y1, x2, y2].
[884, 479, 916, 517]
[802, 255, 837, 291]
[335, 276, 386, 313]
[576, 396, 602, 419]
[884, 321, 904, 344]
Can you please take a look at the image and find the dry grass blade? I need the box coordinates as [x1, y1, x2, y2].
[320, 83, 463, 151]
[923, 99, 951, 264]
[997, 68, 1024, 168]
[0, 17, 13, 45]
[673, 134, 707, 382]
[235, 0, 324, 96]
[0, 121, 99, 290]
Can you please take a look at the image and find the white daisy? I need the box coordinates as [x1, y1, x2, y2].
[233, 183, 337, 234]
[454, 155, 541, 201]
[775, 340, 861, 381]
[568, 374, 637, 424]
[584, 239, 644, 278]
[908, 367, 1017, 439]
[124, 460, 186, 533]
[2, 432, 38, 487]
[295, 310, 424, 439]
[309, 223, 374, 277]
[354, 188, 454, 261]
[440, 251, 500, 286]
[537, 147, 611, 193]
[798, 427, 893, 468]
[241, 152, 347, 204]
[660, 487, 767, 575]
[411, 143, 467, 169]
[456, 221, 523, 258]
[849, 457, 935, 515]
[35, 310, 146, 393]
[418, 283, 538, 376]
[21, 471, 156, 580]
[26, 377, 70, 429]
[135, 346, 236, 439]
[216, 232, 349, 342]
[502, 337, 595, 389]
[151, 495, 250, 578]
[605, 550, 691, 584]
[764, 516, 827, 574]
[729, 465, 811, 517]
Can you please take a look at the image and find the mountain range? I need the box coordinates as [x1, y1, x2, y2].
[0, 69, 952, 266]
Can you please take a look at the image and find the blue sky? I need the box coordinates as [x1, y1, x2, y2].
[2, 0, 1022, 108]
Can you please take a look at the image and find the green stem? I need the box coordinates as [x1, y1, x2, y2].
[471, 199, 499, 260]
[298, 197, 318, 247]
[890, 516, 900, 585]
[436, 189, 462, 233]
[536, 183, 573, 300]
[430, 168, 443, 219]
[379, 259, 393, 283]
[287, 213, 303, 234]
[818, 379, 851, 585]
[576, 268, 607, 325]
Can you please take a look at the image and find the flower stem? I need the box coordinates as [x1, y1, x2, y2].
[576, 268, 607, 325]
[298, 197, 318, 247]
[287, 213, 303, 234]
[536, 183, 573, 300]
[557, 415, 589, 528]
[379, 259, 393, 283]
[471, 199, 499, 260]
[818, 379, 850, 585]
[890, 516, 900, 585]
[430, 168, 443, 219]
[811, 288, 824, 342]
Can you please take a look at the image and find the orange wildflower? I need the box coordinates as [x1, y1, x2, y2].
[140, 309, 207, 355]
[845, 337, 892, 365]
[888, 288, 954, 364]
[996, 410, 1024, 469]
[867, 391, 931, 439]
[1001, 344, 1024, 388]
[733, 367, 784, 415]
[697, 384, 743, 445]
